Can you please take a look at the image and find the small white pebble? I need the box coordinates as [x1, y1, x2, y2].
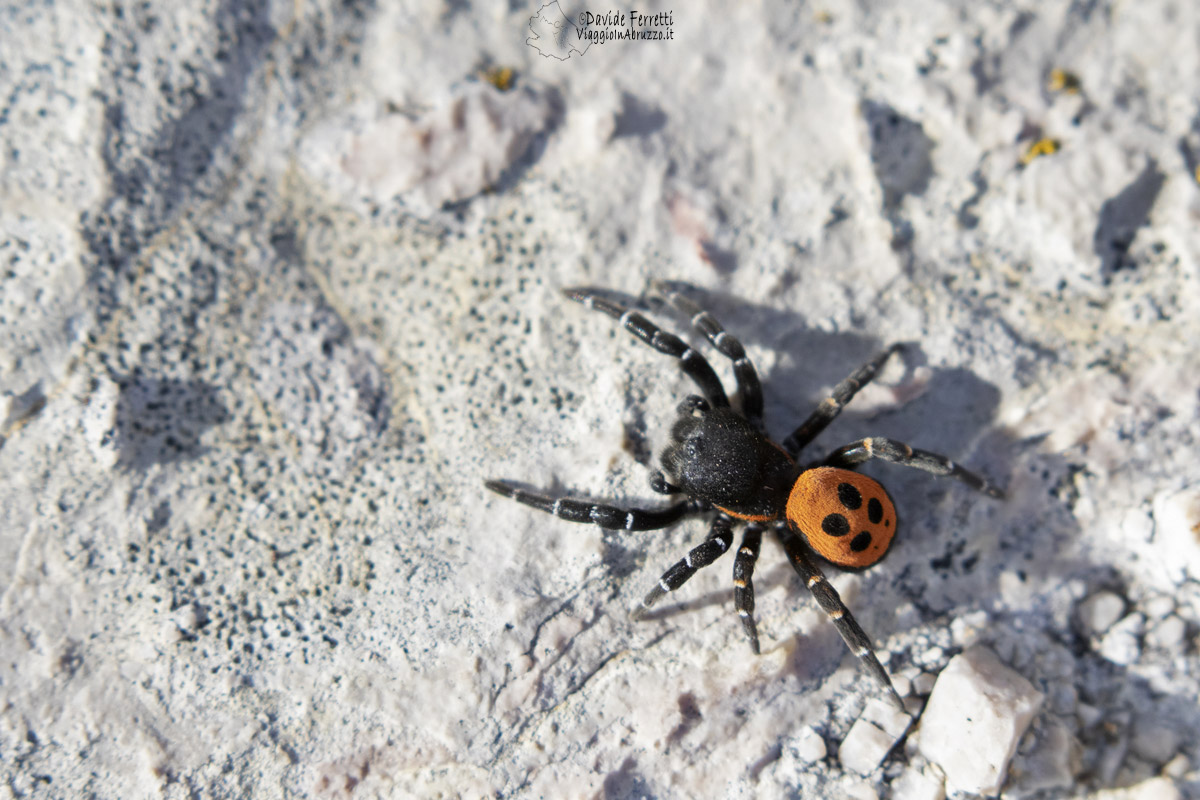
[839, 699, 913, 775]
[1162, 753, 1189, 779]
[916, 646, 1044, 796]
[1145, 615, 1185, 650]
[890, 766, 945, 800]
[1141, 595, 1175, 620]
[948, 610, 989, 645]
[793, 726, 827, 764]
[1152, 488, 1200, 582]
[997, 569, 1034, 608]
[919, 646, 945, 668]
[1121, 506, 1154, 544]
[1098, 613, 1145, 665]
[1077, 590, 1126, 636]
[843, 780, 880, 800]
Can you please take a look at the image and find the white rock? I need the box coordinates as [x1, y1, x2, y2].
[1077, 590, 1126, 636]
[1145, 615, 1186, 650]
[1162, 754, 1190, 779]
[918, 646, 945, 668]
[949, 610, 990, 646]
[1141, 595, 1176, 620]
[916, 646, 1045, 796]
[839, 698, 913, 775]
[1121, 506, 1154, 544]
[793, 726, 827, 764]
[1098, 613, 1145, 666]
[1152, 487, 1200, 582]
[843, 780, 880, 800]
[891, 766, 946, 800]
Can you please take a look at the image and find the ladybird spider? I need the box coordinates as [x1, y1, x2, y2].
[486, 283, 1003, 711]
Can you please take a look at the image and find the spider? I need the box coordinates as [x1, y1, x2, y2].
[485, 283, 1003, 711]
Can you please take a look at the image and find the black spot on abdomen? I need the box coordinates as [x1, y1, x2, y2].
[867, 497, 884, 524]
[837, 483, 862, 509]
[822, 513, 850, 537]
[850, 531, 872, 552]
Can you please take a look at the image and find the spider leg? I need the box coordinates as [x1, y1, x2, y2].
[783, 343, 903, 456]
[778, 526, 906, 712]
[823, 437, 1005, 498]
[485, 480, 707, 530]
[649, 470, 681, 495]
[733, 523, 764, 654]
[562, 287, 730, 408]
[631, 514, 735, 620]
[650, 281, 764, 426]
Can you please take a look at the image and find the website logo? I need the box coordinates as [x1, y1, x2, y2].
[527, 4, 675, 60]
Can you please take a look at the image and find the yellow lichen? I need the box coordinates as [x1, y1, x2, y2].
[1020, 138, 1060, 165]
[483, 66, 515, 92]
[1048, 68, 1082, 94]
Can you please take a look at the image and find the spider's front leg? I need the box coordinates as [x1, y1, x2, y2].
[631, 514, 735, 619]
[631, 518, 766, 655]
[732, 524, 764, 654]
[650, 281, 765, 427]
[484, 479, 707, 530]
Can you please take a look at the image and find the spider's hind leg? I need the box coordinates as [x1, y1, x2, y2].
[485, 480, 706, 530]
[778, 526, 907, 712]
